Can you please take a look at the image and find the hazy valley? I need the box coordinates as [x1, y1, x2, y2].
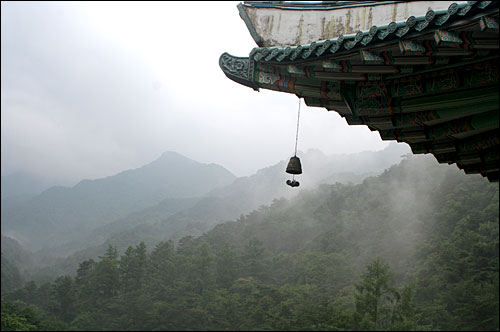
[2, 143, 410, 279]
[2, 144, 498, 331]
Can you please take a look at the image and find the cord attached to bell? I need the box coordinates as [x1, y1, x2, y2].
[285, 98, 303, 187]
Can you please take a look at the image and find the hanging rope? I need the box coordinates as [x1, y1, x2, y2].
[292, 98, 302, 182]
[294, 98, 301, 157]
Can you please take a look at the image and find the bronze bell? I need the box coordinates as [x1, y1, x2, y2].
[286, 156, 302, 175]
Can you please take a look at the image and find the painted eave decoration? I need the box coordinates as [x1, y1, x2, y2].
[220, 1, 499, 182]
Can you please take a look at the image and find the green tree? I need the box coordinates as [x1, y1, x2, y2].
[74, 259, 97, 311]
[1, 312, 37, 331]
[119, 242, 147, 293]
[94, 245, 120, 299]
[1, 253, 24, 295]
[117, 242, 149, 330]
[146, 240, 177, 297]
[413, 176, 499, 331]
[353, 258, 416, 330]
[241, 237, 267, 280]
[215, 245, 238, 289]
[191, 242, 215, 295]
[50, 275, 76, 323]
[1, 301, 40, 331]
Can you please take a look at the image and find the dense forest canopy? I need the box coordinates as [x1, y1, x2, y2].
[1, 155, 499, 331]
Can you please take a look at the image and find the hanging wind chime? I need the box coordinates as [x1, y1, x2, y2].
[286, 98, 303, 187]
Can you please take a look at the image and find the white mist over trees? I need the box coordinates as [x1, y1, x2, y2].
[2, 152, 498, 331]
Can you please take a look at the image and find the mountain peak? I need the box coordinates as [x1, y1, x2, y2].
[159, 151, 185, 159]
[153, 151, 201, 166]
[2, 150, 237, 252]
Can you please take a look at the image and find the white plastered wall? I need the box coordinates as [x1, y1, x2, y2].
[244, 1, 467, 46]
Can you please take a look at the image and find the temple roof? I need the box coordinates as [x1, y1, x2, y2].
[246, 2, 493, 62]
[238, 0, 464, 47]
[220, 1, 499, 182]
[241, 1, 412, 10]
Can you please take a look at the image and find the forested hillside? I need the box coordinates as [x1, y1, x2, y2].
[1, 155, 498, 331]
[2, 144, 410, 282]
[1, 151, 236, 253]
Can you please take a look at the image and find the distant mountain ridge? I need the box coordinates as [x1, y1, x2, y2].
[82, 142, 412, 247]
[20, 143, 413, 279]
[1, 151, 236, 252]
[1, 171, 52, 198]
[2, 144, 414, 279]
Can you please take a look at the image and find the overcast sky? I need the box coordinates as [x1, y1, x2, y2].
[1, 1, 391, 186]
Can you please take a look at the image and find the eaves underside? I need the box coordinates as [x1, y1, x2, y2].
[220, 1, 499, 181]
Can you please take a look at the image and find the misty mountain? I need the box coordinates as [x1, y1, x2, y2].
[1, 172, 55, 218]
[203, 153, 446, 258]
[1, 151, 236, 252]
[3, 152, 497, 331]
[25, 143, 411, 279]
[1, 235, 34, 273]
[184, 142, 411, 221]
[1, 235, 34, 293]
[80, 142, 411, 244]
[1, 171, 53, 199]
[37, 196, 202, 258]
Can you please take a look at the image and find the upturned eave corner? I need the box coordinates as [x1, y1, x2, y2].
[219, 52, 259, 91]
[220, 1, 499, 182]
